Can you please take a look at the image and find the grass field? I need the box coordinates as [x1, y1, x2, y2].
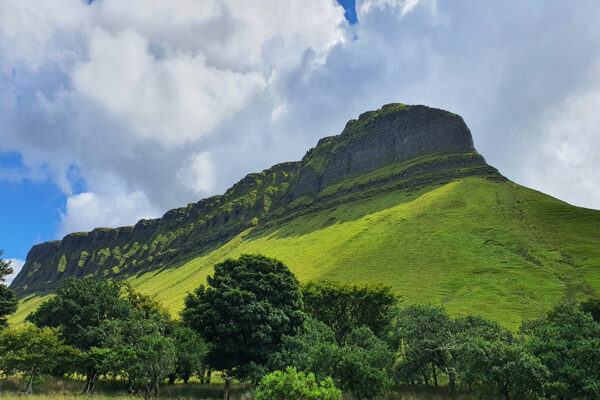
[0, 376, 499, 400]
[11, 177, 600, 329]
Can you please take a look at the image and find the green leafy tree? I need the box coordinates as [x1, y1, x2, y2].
[580, 297, 600, 323]
[522, 303, 600, 399]
[394, 305, 452, 387]
[0, 251, 18, 327]
[474, 339, 548, 400]
[302, 281, 399, 345]
[104, 318, 176, 400]
[27, 278, 130, 393]
[336, 327, 395, 399]
[0, 325, 77, 393]
[452, 315, 512, 392]
[100, 287, 175, 399]
[168, 322, 208, 384]
[182, 254, 305, 383]
[255, 367, 342, 400]
[271, 321, 395, 399]
[268, 318, 340, 383]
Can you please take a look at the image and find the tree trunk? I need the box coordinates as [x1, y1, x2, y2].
[448, 371, 456, 394]
[154, 378, 160, 400]
[422, 373, 429, 387]
[83, 369, 97, 394]
[26, 374, 34, 394]
[431, 363, 438, 387]
[223, 377, 231, 400]
[502, 383, 510, 400]
[168, 374, 176, 385]
[206, 368, 211, 384]
[183, 376, 190, 384]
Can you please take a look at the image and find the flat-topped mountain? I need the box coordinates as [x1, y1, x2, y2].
[11, 104, 600, 328]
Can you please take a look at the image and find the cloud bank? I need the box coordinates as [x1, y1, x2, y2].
[1, 0, 599, 241]
[4, 259, 24, 285]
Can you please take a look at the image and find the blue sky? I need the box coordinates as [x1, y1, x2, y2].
[1, 0, 600, 281]
[0, 0, 356, 262]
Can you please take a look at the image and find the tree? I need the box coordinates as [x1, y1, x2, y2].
[0, 251, 18, 327]
[99, 287, 176, 399]
[336, 327, 395, 399]
[451, 315, 512, 393]
[0, 251, 13, 278]
[0, 325, 77, 393]
[475, 339, 548, 400]
[302, 281, 399, 345]
[182, 254, 305, 386]
[27, 278, 130, 393]
[394, 305, 452, 387]
[580, 297, 600, 323]
[268, 317, 340, 383]
[104, 315, 176, 400]
[522, 303, 600, 399]
[270, 320, 395, 399]
[255, 367, 342, 400]
[168, 322, 208, 384]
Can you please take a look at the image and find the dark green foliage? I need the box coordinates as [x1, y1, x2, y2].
[27, 278, 130, 350]
[0, 325, 77, 393]
[523, 303, 600, 398]
[0, 251, 13, 279]
[271, 320, 395, 399]
[580, 297, 600, 323]
[0, 252, 17, 327]
[451, 315, 512, 392]
[268, 318, 340, 382]
[255, 367, 342, 400]
[456, 336, 548, 399]
[26, 278, 131, 392]
[169, 322, 208, 384]
[394, 305, 452, 387]
[182, 254, 305, 379]
[99, 285, 176, 398]
[336, 327, 395, 399]
[302, 281, 399, 345]
[0, 285, 17, 328]
[103, 313, 176, 399]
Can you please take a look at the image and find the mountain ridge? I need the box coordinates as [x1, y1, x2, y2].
[12, 103, 500, 295]
[11, 102, 600, 329]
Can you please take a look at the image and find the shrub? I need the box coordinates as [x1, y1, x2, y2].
[255, 367, 342, 400]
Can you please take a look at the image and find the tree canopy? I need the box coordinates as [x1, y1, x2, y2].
[0, 251, 18, 327]
[27, 278, 131, 392]
[182, 254, 304, 380]
[302, 281, 398, 345]
[0, 325, 76, 393]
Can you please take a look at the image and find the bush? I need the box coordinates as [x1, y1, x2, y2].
[255, 367, 342, 400]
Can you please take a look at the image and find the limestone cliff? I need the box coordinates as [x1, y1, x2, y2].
[11, 103, 501, 295]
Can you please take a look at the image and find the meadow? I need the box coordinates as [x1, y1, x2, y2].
[13, 176, 600, 329]
[0, 376, 499, 400]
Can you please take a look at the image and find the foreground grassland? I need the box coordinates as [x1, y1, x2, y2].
[12, 177, 600, 329]
[0, 376, 497, 400]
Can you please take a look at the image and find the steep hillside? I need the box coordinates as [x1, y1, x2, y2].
[10, 104, 600, 328]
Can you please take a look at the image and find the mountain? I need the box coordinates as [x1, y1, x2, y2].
[10, 104, 600, 328]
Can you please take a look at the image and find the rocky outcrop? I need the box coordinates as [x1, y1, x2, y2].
[11, 103, 501, 295]
[291, 104, 477, 197]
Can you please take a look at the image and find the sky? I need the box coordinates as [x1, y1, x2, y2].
[1, 0, 600, 282]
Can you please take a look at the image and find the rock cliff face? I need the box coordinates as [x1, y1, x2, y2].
[292, 104, 476, 196]
[11, 103, 501, 295]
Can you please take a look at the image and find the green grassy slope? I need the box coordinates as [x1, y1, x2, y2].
[13, 176, 600, 329]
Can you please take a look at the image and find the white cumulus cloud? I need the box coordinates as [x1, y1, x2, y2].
[5, 259, 25, 285]
[1, 0, 600, 246]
